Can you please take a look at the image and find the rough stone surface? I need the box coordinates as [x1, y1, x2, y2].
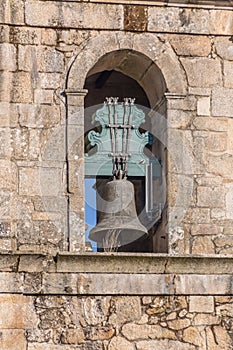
[193, 313, 220, 326]
[109, 296, 141, 325]
[10, 72, 33, 103]
[167, 318, 191, 330]
[136, 339, 195, 350]
[0, 102, 18, 127]
[0, 0, 25, 25]
[0, 43, 17, 71]
[224, 60, 233, 88]
[0, 329, 27, 350]
[215, 36, 233, 61]
[25, 1, 123, 29]
[175, 275, 233, 295]
[0, 272, 231, 348]
[19, 104, 60, 128]
[206, 132, 227, 152]
[206, 326, 232, 350]
[183, 326, 206, 347]
[212, 87, 233, 117]
[1, 2, 233, 349]
[192, 236, 215, 254]
[181, 57, 222, 87]
[122, 323, 176, 340]
[149, 7, 233, 35]
[207, 154, 233, 178]
[169, 34, 211, 57]
[0, 160, 17, 191]
[189, 296, 214, 313]
[0, 294, 34, 328]
[148, 7, 207, 34]
[19, 167, 62, 196]
[109, 336, 134, 350]
[226, 183, 233, 219]
[191, 224, 219, 236]
[124, 5, 147, 32]
[197, 96, 210, 116]
[197, 186, 225, 208]
[192, 116, 228, 131]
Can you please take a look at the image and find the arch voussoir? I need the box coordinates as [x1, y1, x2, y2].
[67, 32, 187, 95]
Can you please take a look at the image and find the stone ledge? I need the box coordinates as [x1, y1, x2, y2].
[0, 270, 233, 295]
[0, 253, 232, 295]
[43, 273, 233, 295]
[56, 253, 233, 274]
[0, 252, 233, 274]
[38, 0, 233, 9]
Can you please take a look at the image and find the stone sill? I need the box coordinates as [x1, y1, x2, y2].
[0, 253, 233, 295]
[58, 252, 233, 275]
[39, 0, 233, 9]
[1, 252, 233, 274]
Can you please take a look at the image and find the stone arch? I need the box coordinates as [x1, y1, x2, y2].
[67, 32, 187, 99]
[65, 32, 188, 253]
[84, 49, 165, 110]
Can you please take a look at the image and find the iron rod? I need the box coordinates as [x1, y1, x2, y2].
[125, 98, 135, 174]
[107, 97, 116, 176]
[113, 97, 119, 175]
[122, 98, 128, 176]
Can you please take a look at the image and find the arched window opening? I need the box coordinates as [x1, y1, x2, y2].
[83, 50, 167, 253]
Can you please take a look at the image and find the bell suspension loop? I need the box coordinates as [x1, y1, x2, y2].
[107, 97, 135, 180]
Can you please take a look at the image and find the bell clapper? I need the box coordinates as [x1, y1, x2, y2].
[103, 228, 122, 252]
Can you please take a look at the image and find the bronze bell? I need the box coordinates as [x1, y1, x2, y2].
[88, 179, 148, 250]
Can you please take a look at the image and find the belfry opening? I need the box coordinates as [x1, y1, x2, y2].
[83, 49, 168, 253]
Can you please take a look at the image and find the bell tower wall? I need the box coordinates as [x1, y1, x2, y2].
[0, 1, 233, 349]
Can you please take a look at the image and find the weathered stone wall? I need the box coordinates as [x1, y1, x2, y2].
[2, 293, 233, 350]
[1, 0, 233, 254]
[0, 253, 233, 349]
[1, 1, 233, 349]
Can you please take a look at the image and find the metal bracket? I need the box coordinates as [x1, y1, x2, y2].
[85, 97, 152, 177]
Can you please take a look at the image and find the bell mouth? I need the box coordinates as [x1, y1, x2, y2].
[89, 229, 147, 249]
[89, 216, 148, 246]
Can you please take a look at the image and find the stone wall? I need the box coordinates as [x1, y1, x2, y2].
[1, 1, 233, 349]
[2, 293, 233, 350]
[1, 0, 233, 253]
[0, 253, 233, 349]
